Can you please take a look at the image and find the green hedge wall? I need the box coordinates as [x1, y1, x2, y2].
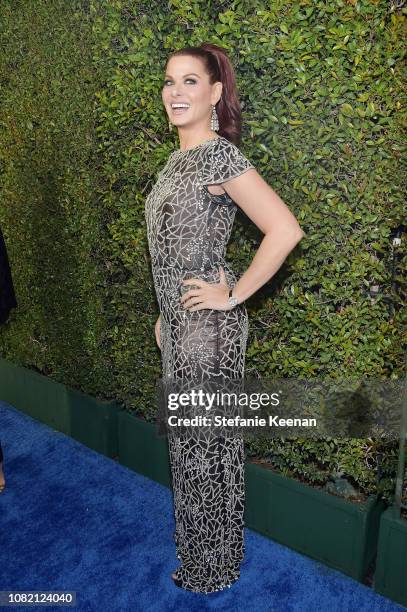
[0, 0, 406, 505]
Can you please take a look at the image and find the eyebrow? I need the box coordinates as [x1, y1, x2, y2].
[164, 73, 200, 78]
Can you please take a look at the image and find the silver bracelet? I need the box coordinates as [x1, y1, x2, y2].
[227, 287, 239, 308]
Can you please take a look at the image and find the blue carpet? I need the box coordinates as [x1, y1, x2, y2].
[0, 400, 404, 612]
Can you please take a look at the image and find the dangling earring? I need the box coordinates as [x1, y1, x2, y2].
[168, 120, 173, 132]
[211, 104, 219, 132]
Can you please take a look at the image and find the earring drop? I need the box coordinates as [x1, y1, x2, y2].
[168, 121, 173, 132]
[211, 104, 219, 132]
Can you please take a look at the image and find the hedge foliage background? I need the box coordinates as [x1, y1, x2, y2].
[0, 0, 406, 506]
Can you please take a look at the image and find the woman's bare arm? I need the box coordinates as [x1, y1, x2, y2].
[220, 168, 305, 304]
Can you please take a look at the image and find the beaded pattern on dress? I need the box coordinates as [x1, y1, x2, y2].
[144, 136, 254, 593]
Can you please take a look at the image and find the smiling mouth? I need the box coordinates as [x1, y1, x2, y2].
[171, 106, 190, 114]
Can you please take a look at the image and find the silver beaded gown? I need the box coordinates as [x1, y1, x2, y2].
[144, 135, 255, 593]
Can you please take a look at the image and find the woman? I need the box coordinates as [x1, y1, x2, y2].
[144, 42, 304, 593]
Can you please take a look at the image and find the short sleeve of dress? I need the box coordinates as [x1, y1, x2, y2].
[201, 138, 255, 185]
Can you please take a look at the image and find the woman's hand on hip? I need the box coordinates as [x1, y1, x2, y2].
[180, 267, 232, 312]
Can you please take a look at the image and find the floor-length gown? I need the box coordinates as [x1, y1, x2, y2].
[144, 135, 255, 593]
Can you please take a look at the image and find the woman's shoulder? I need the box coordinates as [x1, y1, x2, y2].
[209, 136, 252, 163]
[201, 136, 255, 184]
[211, 136, 243, 154]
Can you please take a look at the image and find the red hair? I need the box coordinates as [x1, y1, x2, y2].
[165, 43, 243, 145]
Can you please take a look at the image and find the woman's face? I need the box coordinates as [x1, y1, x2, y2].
[162, 55, 222, 131]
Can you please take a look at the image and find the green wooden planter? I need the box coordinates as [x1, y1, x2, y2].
[0, 358, 120, 457]
[374, 506, 407, 608]
[244, 461, 386, 583]
[1, 358, 388, 587]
